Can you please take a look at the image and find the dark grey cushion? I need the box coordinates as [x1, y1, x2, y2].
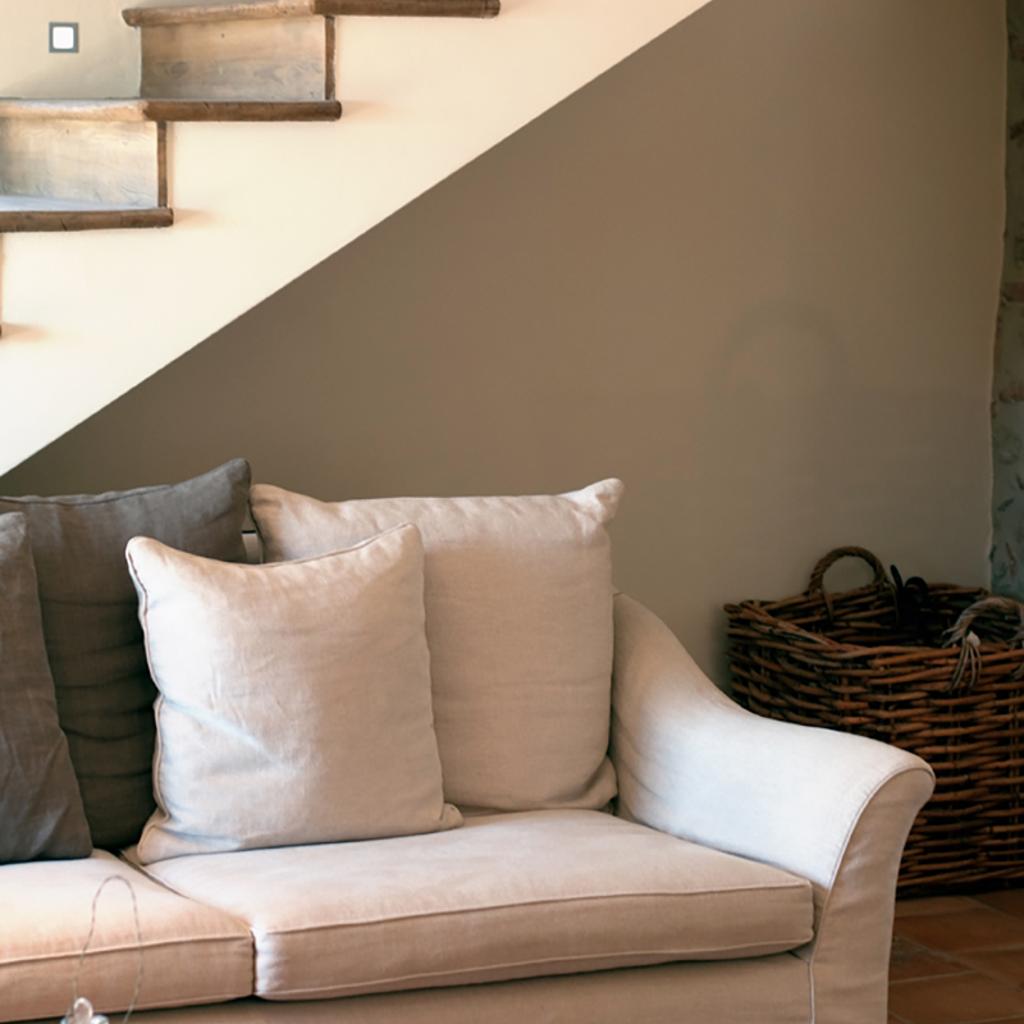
[0, 459, 251, 849]
[0, 512, 91, 862]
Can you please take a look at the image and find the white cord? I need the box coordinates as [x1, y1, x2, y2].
[67, 875, 145, 1024]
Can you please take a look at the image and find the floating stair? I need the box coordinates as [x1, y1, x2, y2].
[122, 1, 501, 26]
[0, 98, 341, 233]
[0, 99, 342, 122]
[0, 107, 168, 235]
[0, 0, 498, 235]
[0, 199, 173, 234]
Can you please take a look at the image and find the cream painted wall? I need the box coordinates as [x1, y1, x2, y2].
[0, 0, 282, 98]
[0, 0, 712, 473]
[0, 0, 138, 97]
[0, 0, 1005, 680]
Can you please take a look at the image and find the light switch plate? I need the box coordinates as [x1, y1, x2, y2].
[49, 22, 79, 54]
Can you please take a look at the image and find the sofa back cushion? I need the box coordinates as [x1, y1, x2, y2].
[0, 512, 91, 862]
[250, 480, 623, 813]
[0, 460, 251, 849]
[127, 524, 461, 864]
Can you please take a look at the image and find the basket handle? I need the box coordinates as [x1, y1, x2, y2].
[808, 546, 889, 594]
[947, 596, 1024, 645]
[945, 596, 1024, 690]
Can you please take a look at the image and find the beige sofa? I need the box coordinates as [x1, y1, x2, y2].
[2, 595, 933, 1024]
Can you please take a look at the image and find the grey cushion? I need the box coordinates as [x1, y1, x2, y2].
[0, 460, 251, 849]
[0, 512, 91, 862]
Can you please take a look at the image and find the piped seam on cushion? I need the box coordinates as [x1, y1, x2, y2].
[0, 460, 249, 509]
[250, 884, 813, 936]
[124, 544, 165, 861]
[137, 522, 417, 577]
[0, 932, 252, 966]
[256, 937, 814, 998]
[0, 488, 185, 508]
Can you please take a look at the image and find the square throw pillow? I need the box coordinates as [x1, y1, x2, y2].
[250, 480, 624, 813]
[0, 459, 251, 849]
[0, 512, 91, 863]
[127, 524, 461, 864]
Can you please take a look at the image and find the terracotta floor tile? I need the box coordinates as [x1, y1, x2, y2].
[978, 892, 1024, 919]
[889, 972, 1024, 1023]
[895, 907, 1024, 953]
[960, 947, 1024, 987]
[896, 896, 984, 919]
[890, 936, 964, 982]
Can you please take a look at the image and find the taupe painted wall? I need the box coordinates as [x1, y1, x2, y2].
[0, 0, 1006, 679]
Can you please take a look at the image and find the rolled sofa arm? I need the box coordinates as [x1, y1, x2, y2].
[610, 595, 935, 1024]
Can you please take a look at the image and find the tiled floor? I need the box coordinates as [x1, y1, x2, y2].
[891, 891, 1024, 1023]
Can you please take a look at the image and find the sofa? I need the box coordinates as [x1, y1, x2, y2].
[0, 466, 934, 1024]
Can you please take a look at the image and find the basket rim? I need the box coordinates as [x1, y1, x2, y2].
[724, 588, 998, 659]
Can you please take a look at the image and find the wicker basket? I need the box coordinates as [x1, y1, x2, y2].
[725, 546, 1024, 894]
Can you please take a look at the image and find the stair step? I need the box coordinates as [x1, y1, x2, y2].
[0, 100, 154, 122]
[138, 17, 335, 103]
[123, 0, 500, 27]
[0, 196, 173, 233]
[0, 119, 165, 217]
[0, 99, 342, 122]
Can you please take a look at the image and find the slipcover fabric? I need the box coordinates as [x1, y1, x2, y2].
[138, 809, 814, 1001]
[0, 512, 90, 863]
[127, 525, 460, 864]
[0, 459, 251, 849]
[0, 851, 252, 1024]
[94, 955, 810, 1024]
[610, 593, 935, 1024]
[249, 480, 622, 812]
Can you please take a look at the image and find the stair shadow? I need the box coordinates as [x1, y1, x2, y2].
[167, 209, 216, 228]
[0, 322, 48, 342]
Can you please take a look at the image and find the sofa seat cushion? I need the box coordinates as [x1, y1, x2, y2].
[0, 851, 253, 1023]
[138, 810, 814, 1001]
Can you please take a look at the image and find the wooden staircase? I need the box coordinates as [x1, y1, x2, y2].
[0, 0, 499, 235]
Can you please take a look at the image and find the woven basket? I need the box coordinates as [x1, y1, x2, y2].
[725, 546, 1024, 894]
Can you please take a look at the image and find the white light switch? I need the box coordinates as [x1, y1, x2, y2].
[49, 23, 79, 53]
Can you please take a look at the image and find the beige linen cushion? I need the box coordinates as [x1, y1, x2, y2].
[249, 480, 623, 812]
[0, 850, 252, 1023]
[137, 809, 814, 1001]
[127, 525, 460, 865]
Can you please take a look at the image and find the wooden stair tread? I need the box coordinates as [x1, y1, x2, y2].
[0, 99, 153, 122]
[123, 0, 500, 27]
[0, 195, 173, 232]
[0, 99, 342, 122]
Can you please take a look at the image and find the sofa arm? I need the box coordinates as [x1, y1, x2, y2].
[610, 595, 935, 1024]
